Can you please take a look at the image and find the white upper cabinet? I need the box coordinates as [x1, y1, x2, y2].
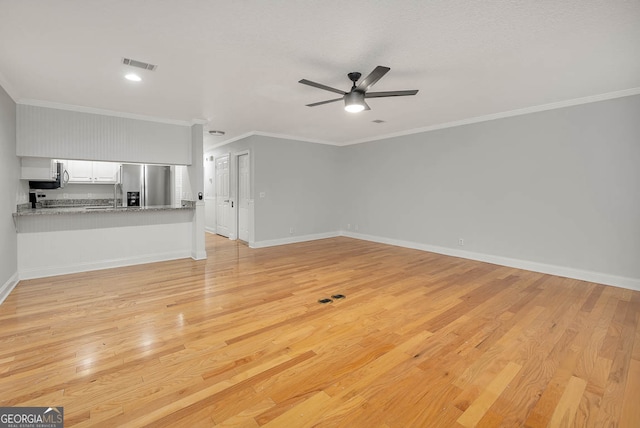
[67, 160, 120, 184]
[66, 160, 93, 183]
[93, 162, 121, 183]
[20, 157, 57, 180]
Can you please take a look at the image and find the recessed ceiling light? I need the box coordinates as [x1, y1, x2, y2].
[125, 73, 142, 82]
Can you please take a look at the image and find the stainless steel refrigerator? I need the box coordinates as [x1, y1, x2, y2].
[120, 164, 172, 207]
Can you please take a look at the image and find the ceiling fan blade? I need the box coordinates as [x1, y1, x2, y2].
[365, 89, 419, 98]
[306, 97, 343, 107]
[356, 66, 390, 92]
[299, 79, 346, 95]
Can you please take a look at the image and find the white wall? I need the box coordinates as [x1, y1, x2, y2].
[34, 183, 117, 201]
[0, 84, 21, 303]
[16, 210, 193, 279]
[17, 104, 192, 165]
[341, 95, 640, 288]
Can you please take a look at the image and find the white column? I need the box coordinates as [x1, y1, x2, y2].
[189, 123, 206, 260]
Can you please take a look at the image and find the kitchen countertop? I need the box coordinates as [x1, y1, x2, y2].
[13, 204, 194, 217]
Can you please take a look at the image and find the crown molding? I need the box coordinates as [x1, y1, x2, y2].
[344, 87, 640, 146]
[0, 71, 19, 102]
[206, 130, 339, 150]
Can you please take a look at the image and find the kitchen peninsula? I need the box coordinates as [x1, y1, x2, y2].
[13, 200, 196, 280]
[10, 103, 206, 283]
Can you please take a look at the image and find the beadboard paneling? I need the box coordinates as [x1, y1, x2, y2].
[17, 104, 192, 164]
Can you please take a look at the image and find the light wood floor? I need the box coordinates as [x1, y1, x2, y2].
[1, 235, 638, 427]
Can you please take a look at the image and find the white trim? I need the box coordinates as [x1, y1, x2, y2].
[250, 231, 340, 249]
[340, 231, 640, 292]
[0, 70, 19, 101]
[345, 87, 640, 146]
[18, 251, 192, 280]
[191, 251, 207, 260]
[233, 150, 252, 244]
[208, 88, 640, 149]
[209, 130, 340, 149]
[0, 272, 20, 305]
[205, 226, 217, 234]
[252, 131, 339, 146]
[17, 99, 193, 127]
[209, 131, 254, 148]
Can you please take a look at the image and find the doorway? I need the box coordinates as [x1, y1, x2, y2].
[237, 153, 250, 242]
[215, 154, 230, 237]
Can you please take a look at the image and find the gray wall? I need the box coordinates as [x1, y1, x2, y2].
[211, 135, 342, 243]
[341, 95, 640, 281]
[0, 84, 20, 294]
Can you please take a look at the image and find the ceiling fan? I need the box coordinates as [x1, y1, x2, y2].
[299, 66, 418, 113]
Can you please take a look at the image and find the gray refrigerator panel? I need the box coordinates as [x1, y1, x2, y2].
[121, 164, 143, 207]
[143, 165, 172, 206]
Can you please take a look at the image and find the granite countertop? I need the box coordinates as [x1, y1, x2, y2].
[13, 200, 195, 217]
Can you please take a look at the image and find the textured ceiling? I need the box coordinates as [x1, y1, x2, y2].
[0, 0, 639, 149]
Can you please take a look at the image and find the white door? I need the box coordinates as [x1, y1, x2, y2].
[237, 153, 250, 242]
[215, 155, 230, 237]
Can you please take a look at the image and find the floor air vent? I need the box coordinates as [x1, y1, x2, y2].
[318, 294, 345, 304]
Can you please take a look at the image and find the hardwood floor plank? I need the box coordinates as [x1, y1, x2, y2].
[456, 361, 521, 427]
[620, 358, 640, 428]
[547, 375, 587, 427]
[0, 235, 637, 426]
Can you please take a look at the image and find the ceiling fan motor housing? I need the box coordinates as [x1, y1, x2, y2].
[347, 72, 362, 84]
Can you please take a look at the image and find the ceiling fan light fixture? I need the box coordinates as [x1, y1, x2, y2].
[344, 91, 365, 113]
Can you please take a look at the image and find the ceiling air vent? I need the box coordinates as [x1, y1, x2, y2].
[372, 119, 386, 124]
[122, 58, 157, 71]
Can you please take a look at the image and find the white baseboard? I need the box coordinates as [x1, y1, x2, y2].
[340, 231, 640, 292]
[18, 250, 192, 280]
[191, 250, 207, 260]
[250, 231, 340, 249]
[0, 272, 19, 305]
[205, 227, 216, 234]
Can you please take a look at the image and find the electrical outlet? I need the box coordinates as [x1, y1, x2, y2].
[347, 223, 351, 230]
[260, 192, 266, 198]
[459, 238, 464, 246]
[289, 227, 294, 234]
[87, 193, 92, 198]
